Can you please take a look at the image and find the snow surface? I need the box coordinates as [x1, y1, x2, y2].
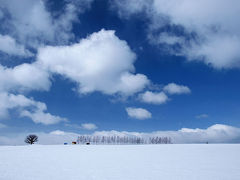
[0, 144, 239, 180]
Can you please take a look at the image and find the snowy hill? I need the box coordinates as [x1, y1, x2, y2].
[0, 144, 239, 180]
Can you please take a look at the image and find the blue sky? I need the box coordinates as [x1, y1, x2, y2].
[1, 0, 240, 144]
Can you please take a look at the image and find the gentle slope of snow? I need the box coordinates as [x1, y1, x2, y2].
[0, 144, 239, 180]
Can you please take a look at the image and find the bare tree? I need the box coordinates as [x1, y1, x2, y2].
[25, 134, 38, 145]
[76, 135, 172, 145]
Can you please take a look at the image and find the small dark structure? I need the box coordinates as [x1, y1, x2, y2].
[86, 142, 90, 145]
[64, 143, 68, 145]
[72, 141, 77, 145]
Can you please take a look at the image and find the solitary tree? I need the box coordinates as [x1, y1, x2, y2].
[25, 134, 38, 145]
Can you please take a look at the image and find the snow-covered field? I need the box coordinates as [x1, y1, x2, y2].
[0, 144, 239, 180]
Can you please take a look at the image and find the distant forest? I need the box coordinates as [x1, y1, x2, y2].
[77, 136, 172, 144]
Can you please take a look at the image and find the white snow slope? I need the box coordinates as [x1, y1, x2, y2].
[0, 144, 239, 180]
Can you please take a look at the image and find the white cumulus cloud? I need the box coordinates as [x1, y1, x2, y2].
[139, 91, 168, 104]
[81, 123, 98, 130]
[20, 110, 67, 125]
[163, 83, 191, 95]
[0, 93, 67, 125]
[37, 29, 149, 96]
[0, 34, 32, 56]
[112, 0, 240, 69]
[0, 29, 151, 123]
[0, 63, 51, 93]
[0, 0, 94, 52]
[126, 107, 152, 120]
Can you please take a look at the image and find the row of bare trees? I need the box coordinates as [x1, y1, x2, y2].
[77, 136, 172, 144]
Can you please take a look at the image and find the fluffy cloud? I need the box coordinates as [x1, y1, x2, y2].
[0, 29, 150, 124]
[0, 0, 93, 51]
[139, 91, 168, 104]
[111, 0, 150, 18]
[0, 92, 42, 119]
[0, 63, 51, 93]
[37, 29, 149, 96]
[112, 0, 240, 69]
[0, 0, 55, 48]
[163, 83, 191, 95]
[20, 110, 67, 125]
[0, 58, 64, 125]
[126, 107, 152, 120]
[175, 124, 240, 143]
[1, 124, 240, 145]
[0, 34, 32, 56]
[0, 93, 67, 125]
[0, 29, 149, 97]
[138, 83, 190, 105]
[81, 123, 98, 130]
